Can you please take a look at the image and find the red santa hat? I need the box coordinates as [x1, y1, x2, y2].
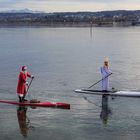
[22, 66, 27, 71]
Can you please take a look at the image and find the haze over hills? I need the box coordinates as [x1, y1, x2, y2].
[0, 8, 140, 16]
[0, 8, 140, 14]
[0, 8, 44, 13]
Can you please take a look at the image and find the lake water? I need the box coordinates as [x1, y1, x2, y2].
[0, 27, 140, 140]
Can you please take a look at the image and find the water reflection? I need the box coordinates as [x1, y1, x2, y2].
[90, 26, 93, 38]
[17, 106, 34, 138]
[100, 95, 112, 126]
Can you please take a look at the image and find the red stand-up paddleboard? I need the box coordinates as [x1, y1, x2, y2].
[0, 100, 70, 109]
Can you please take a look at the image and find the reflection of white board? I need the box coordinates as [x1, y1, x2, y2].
[75, 89, 140, 97]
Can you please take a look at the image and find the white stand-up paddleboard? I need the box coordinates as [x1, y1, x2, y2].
[75, 89, 140, 97]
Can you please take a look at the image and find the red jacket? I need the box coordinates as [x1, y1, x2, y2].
[17, 71, 31, 94]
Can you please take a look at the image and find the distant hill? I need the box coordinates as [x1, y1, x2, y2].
[0, 9, 140, 16]
[53, 10, 140, 17]
[0, 8, 44, 14]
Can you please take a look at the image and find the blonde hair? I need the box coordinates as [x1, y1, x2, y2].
[104, 58, 109, 63]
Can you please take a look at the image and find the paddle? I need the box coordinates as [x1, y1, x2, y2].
[87, 73, 113, 89]
[26, 77, 34, 95]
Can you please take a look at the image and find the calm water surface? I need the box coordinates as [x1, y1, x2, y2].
[0, 27, 140, 140]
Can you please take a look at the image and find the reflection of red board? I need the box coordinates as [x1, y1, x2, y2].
[0, 100, 70, 109]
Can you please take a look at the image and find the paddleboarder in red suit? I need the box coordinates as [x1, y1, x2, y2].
[17, 66, 34, 102]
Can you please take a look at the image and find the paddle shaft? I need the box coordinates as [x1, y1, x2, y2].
[26, 78, 34, 94]
[88, 73, 112, 89]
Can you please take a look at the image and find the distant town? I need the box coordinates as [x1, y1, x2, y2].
[0, 9, 140, 27]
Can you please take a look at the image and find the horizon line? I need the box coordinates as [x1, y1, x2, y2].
[0, 8, 140, 13]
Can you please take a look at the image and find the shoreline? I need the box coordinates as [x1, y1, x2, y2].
[0, 22, 139, 28]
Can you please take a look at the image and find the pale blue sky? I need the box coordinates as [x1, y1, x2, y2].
[0, 0, 140, 12]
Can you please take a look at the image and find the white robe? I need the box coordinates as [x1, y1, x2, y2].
[100, 66, 111, 91]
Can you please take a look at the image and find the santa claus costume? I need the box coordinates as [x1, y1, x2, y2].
[17, 66, 34, 102]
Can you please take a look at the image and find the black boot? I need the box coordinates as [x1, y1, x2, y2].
[19, 96, 22, 102]
[22, 96, 28, 102]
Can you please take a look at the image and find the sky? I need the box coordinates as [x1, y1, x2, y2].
[0, 0, 140, 12]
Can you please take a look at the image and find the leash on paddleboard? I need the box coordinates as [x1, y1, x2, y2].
[88, 73, 113, 89]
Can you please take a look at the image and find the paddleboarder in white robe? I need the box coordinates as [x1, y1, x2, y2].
[100, 59, 112, 91]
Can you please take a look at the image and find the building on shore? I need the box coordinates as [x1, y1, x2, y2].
[113, 21, 133, 26]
